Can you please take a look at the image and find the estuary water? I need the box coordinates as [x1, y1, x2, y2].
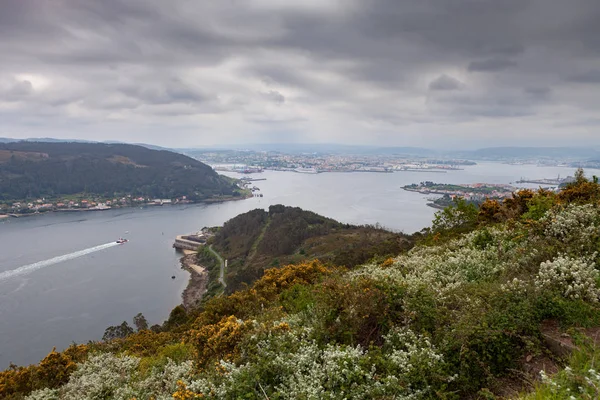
[0, 162, 585, 367]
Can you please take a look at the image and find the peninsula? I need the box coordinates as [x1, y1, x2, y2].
[403, 181, 516, 208]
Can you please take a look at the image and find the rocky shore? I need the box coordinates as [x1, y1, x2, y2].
[180, 250, 208, 309]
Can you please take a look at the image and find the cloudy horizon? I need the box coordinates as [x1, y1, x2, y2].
[1, 0, 599, 149]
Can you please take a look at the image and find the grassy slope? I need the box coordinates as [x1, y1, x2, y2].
[4, 175, 600, 399]
[204, 205, 413, 293]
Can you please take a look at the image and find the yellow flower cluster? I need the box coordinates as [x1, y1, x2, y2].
[0, 344, 88, 398]
[190, 315, 253, 368]
[172, 380, 204, 399]
[253, 260, 330, 299]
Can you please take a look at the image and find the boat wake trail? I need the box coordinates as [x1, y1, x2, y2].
[0, 242, 120, 282]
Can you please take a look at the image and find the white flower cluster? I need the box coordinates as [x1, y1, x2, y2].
[114, 359, 193, 400]
[25, 388, 59, 400]
[535, 367, 600, 398]
[384, 327, 445, 376]
[185, 327, 448, 400]
[535, 255, 600, 302]
[500, 278, 530, 296]
[543, 204, 600, 246]
[274, 341, 373, 399]
[59, 353, 139, 399]
[26, 353, 193, 400]
[352, 235, 506, 300]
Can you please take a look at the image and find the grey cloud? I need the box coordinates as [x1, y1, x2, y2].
[433, 93, 535, 118]
[253, 65, 309, 88]
[468, 58, 517, 72]
[524, 87, 552, 99]
[4, 80, 34, 100]
[118, 79, 211, 105]
[249, 116, 308, 125]
[262, 91, 286, 104]
[428, 85, 546, 119]
[429, 75, 464, 91]
[0, 0, 599, 147]
[567, 71, 600, 83]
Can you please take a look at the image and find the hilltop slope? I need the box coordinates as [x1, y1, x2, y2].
[0, 142, 239, 201]
[200, 205, 413, 293]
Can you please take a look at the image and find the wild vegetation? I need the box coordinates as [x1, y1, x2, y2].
[0, 142, 240, 201]
[199, 205, 414, 293]
[2, 169, 600, 399]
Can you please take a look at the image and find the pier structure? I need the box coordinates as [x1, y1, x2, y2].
[173, 234, 207, 251]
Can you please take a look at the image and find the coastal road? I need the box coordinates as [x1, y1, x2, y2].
[208, 245, 226, 288]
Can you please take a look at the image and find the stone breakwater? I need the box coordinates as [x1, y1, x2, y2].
[173, 235, 205, 251]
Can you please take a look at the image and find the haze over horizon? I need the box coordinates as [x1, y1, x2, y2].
[1, 0, 599, 148]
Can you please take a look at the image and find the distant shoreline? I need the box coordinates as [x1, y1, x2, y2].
[0, 194, 252, 219]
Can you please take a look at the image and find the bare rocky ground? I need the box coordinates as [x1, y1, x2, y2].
[180, 252, 208, 309]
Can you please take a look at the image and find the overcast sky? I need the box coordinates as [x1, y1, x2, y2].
[1, 0, 599, 149]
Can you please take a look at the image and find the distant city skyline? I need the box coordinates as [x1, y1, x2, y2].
[1, 0, 599, 148]
[3, 138, 600, 156]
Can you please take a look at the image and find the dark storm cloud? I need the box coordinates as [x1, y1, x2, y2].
[0, 0, 599, 147]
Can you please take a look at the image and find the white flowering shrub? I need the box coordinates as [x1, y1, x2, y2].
[535, 255, 600, 302]
[25, 353, 194, 400]
[522, 365, 600, 399]
[59, 353, 139, 399]
[182, 327, 450, 400]
[114, 359, 193, 400]
[352, 232, 507, 300]
[500, 277, 531, 296]
[383, 327, 448, 385]
[543, 204, 600, 248]
[26, 388, 59, 400]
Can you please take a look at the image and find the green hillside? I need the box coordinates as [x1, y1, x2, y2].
[199, 205, 413, 294]
[0, 142, 240, 201]
[3, 170, 600, 399]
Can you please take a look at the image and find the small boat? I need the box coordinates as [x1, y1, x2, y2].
[116, 238, 128, 244]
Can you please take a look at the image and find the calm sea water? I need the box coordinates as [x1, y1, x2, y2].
[0, 162, 586, 367]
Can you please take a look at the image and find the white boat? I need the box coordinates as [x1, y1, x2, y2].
[116, 238, 129, 244]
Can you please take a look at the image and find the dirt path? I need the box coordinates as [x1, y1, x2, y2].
[208, 245, 226, 288]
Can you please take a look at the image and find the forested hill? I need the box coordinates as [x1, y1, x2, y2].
[0, 142, 239, 201]
[202, 205, 413, 293]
